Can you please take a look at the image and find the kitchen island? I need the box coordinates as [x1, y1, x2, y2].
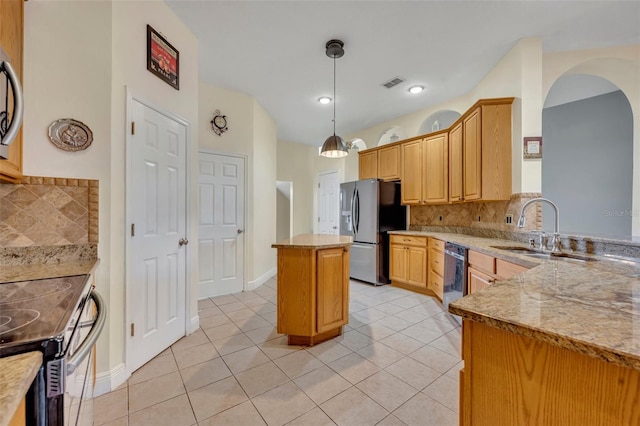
[448, 250, 640, 425]
[272, 234, 352, 346]
[0, 352, 42, 426]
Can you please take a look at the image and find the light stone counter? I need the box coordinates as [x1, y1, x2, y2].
[390, 230, 640, 371]
[0, 352, 42, 426]
[0, 259, 99, 284]
[272, 234, 353, 250]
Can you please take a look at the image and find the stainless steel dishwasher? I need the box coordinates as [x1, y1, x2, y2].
[443, 242, 468, 324]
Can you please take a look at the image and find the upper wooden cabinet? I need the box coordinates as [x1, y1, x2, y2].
[400, 140, 422, 204]
[448, 122, 463, 202]
[358, 150, 378, 180]
[0, 0, 24, 183]
[400, 133, 448, 205]
[358, 144, 400, 181]
[449, 100, 513, 203]
[377, 145, 400, 181]
[423, 133, 448, 204]
[358, 97, 513, 204]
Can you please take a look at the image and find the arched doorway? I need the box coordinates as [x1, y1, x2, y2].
[542, 74, 633, 237]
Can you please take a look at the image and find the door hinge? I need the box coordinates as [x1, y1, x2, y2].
[131, 223, 135, 237]
[318, 217, 320, 222]
[131, 121, 135, 135]
[318, 183, 320, 189]
[130, 323, 135, 337]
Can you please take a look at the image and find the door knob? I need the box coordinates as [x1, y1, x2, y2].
[178, 238, 189, 246]
[237, 229, 244, 234]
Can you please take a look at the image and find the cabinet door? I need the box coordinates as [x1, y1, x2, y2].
[0, 0, 24, 183]
[389, 244, 407, 282]
[400, 140, 423, 205]
[316, 248, 349, 333]
[378, 145, 400, 181]
[423, 134, 448, 204]
[468, 266, 495, 294]
[449, 123, 463, 202]
[358, 151, 378, 180]
[463, 108, 482, 201]
[406, 246, 427, 287]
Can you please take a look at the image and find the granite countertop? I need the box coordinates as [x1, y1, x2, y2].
[0, 352, 42, 426]
[390, 230, 640, 371]
[272, 234, 353, 249]
[0, 259, 99, 284]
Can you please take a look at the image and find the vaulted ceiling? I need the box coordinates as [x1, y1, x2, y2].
[166, 1, 640, 146]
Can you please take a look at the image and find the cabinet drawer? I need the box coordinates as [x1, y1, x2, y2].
[429, 249, 444, 276]
[390, 235, 427, 246]
[496, 259, 529, 280]
[429, 270, 443, 299]
[428, 238, 445, 251]
[468, 250, 496, 274]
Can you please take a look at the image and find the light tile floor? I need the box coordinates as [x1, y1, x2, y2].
[94, 278, 462, 426]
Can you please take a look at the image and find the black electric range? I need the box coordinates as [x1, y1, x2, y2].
[0, 274, 103, 426]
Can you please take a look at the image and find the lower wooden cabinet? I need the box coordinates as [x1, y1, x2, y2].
[8, 397, 25, 426]
[467, 249, 529, 294]
[389, 235, 428, 293]
[427, 238, 445, 300]
[276, 246, 349, 346]
[461, 320, 640, 425]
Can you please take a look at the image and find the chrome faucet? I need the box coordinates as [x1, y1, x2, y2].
[517, 197, 562, 253]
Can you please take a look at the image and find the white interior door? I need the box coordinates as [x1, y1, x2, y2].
[318, 171, 340, 235]
[198, 152, 245, 298]
[129, 99, 187, 373]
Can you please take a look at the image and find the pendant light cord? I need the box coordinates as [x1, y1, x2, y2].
[333, 54, 336, 136]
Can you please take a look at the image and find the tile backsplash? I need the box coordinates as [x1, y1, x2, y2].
[410, 193, 542, 231]
[0, 176, 98, 247]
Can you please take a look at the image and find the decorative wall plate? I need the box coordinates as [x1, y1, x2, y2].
[211, 109, 228, 136]
[48, 118, 93, 152]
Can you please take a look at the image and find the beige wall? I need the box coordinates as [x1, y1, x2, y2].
[24, 0, 200, 388]
[198, 82, 278, 286]
[276, 140, 316, 235]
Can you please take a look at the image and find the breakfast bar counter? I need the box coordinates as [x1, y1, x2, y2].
[0, 352, 42, 426]
[272, 234, 352, 346]
[389, 230, 640, 425]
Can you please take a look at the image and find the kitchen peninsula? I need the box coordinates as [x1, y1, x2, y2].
[272, 234, 352, 346]
[449, 250, 640, 425]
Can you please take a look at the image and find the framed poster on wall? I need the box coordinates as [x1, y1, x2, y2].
[147, 25, 180, 90]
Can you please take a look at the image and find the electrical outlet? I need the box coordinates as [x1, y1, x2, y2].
[505, 214, 513, 224]
[477, 215, 481, 222]
[439, 216, 443, 221]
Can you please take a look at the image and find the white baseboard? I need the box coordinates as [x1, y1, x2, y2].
[94, 362, 129, 397]
[189, 315, 200, 333]
[246, 267, 276, 291]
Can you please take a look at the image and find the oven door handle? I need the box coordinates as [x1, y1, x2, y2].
[66, 290, 107, 375]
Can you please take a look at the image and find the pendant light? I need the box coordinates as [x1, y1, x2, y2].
[320, 39, 348, 158]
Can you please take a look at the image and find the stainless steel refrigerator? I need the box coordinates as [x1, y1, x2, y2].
[340, 179, 406, 285]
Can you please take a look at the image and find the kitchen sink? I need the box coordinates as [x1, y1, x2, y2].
[489, 245, 597, 262]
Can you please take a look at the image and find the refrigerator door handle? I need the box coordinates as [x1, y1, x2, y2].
[355, 188, 360, 234]
[351, 187, 357, 236]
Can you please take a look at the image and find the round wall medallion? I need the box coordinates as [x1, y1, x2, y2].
[48, 118, 93, 152]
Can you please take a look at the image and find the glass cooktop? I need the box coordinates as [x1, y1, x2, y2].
[0, 275, 91, 353]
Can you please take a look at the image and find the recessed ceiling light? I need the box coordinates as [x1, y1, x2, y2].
[408, 85, 424, 94]
[318, 97, 332, 104]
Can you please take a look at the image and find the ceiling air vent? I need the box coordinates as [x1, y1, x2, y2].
[381, 76, 405, 89]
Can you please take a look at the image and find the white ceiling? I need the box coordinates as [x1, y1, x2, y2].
[165, 0, 640, 147]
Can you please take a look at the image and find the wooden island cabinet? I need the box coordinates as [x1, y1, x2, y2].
[272, 234, 352, 346]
